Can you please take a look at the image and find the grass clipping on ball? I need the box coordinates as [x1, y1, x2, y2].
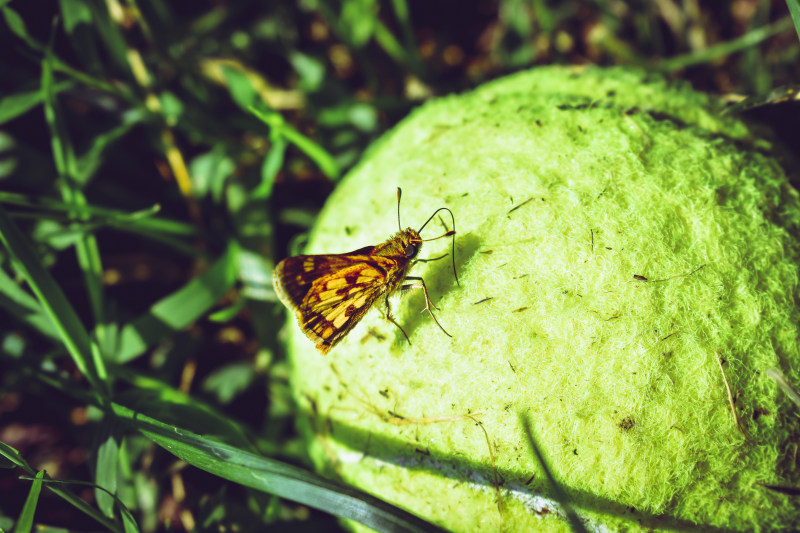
[287, 66, 800, 532]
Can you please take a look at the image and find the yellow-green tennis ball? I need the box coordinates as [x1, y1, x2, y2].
[286, 66, 800, 531]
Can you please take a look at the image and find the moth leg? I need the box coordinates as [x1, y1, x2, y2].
[384, 293, 412, 346]
[401, 276, 439, 311]
[402, 276, 452, 338]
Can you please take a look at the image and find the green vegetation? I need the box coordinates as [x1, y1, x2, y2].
[1, 1, 798, 531]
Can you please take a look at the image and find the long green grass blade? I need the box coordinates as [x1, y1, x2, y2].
[112, 404, 446, 533]
[111, 363, 253, 449]
[0, 192, 195, 237]
[659, 16, 794, 71]
[390, 0, 421, 72]
[0, 442, 120, 532]
[20, 477, 138, 533]
[14, 470, 44, 533]
[42, 26, 109, 383]
[253, 134, 287, 199]
[87, 1, 133, 77]
[787, 0, 800, 42]
[0, 441, 27, 469]
[95, 428, 119, 517]
[0, 205, 102, 391]
[0, 267, 59, 339]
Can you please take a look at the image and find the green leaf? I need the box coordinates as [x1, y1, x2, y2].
[289, 52, 325, 91]
[207, 297, 247, 322]
[89, 2, 134, 77]
[318, 102, 377, 131]
[158, 91, 184, 126]
[249, 106, 339, 179]
[119, 501, 140, 533]
[1, 4, 34, 47]
[115, 242, 240, 363]
[787, 0, 800, 42]
[222, 66, 258, 110]
[95, 429, 119, 517]
[373, 21, 409, 65]
[15, 470, 44, 533]
[0, 441, 26, 469]
[32, 219, 82, 250]
[389, 0, 420, 71]
[202, 363, 255, 404]
[253, 135, 287, 199]
[59, 0, 93, 34]
[189, 147, 235, 202]
[341, 0, 378, 47]
[113, 404, 447, 533]
[0, 82, 74, 124]
[0, 267, 59, 340]
[236, 248, 274, 300]
[0, 130, 16, 178]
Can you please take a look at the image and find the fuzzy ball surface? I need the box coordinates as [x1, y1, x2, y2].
[286, 66, 800, 531]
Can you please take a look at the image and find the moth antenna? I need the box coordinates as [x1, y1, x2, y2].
[419, 230, 455, 242]
[397, 187, 403, 232]
[418, 206, 459, 287]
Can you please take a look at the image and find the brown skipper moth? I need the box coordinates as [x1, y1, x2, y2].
[273, 188, 458, 354]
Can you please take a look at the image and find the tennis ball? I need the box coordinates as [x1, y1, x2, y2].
[286, 66, 800, 531]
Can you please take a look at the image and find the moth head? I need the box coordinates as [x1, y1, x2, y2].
[401, 228, 422, 259]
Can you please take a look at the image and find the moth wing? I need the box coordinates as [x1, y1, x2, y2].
[274, 253, 399, 354]
[273, 254, 365, 310]
[300, 257, 396, 353]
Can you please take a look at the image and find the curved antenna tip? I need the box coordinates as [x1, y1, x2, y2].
[396, 188, 403, 232]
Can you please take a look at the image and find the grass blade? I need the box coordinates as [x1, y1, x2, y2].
[42, 28, 110, 369]
[0, 192, 196, 237]
[250, 106, 339, 179]
[112, 404, 446, 533]
[0, 266, 59, 339]
[14, 470, 44, 533]
[111, 362, 254, 449]
[0, 205, 102, 392]
[787, 0, 800, 42]
[95, 427, 119, 517]
[0, 81, 73, 124]
[658, 16, 794, 72]
[0, 441, 120, 532]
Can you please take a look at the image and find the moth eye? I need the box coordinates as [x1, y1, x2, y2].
[404, 242, 418, 258]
